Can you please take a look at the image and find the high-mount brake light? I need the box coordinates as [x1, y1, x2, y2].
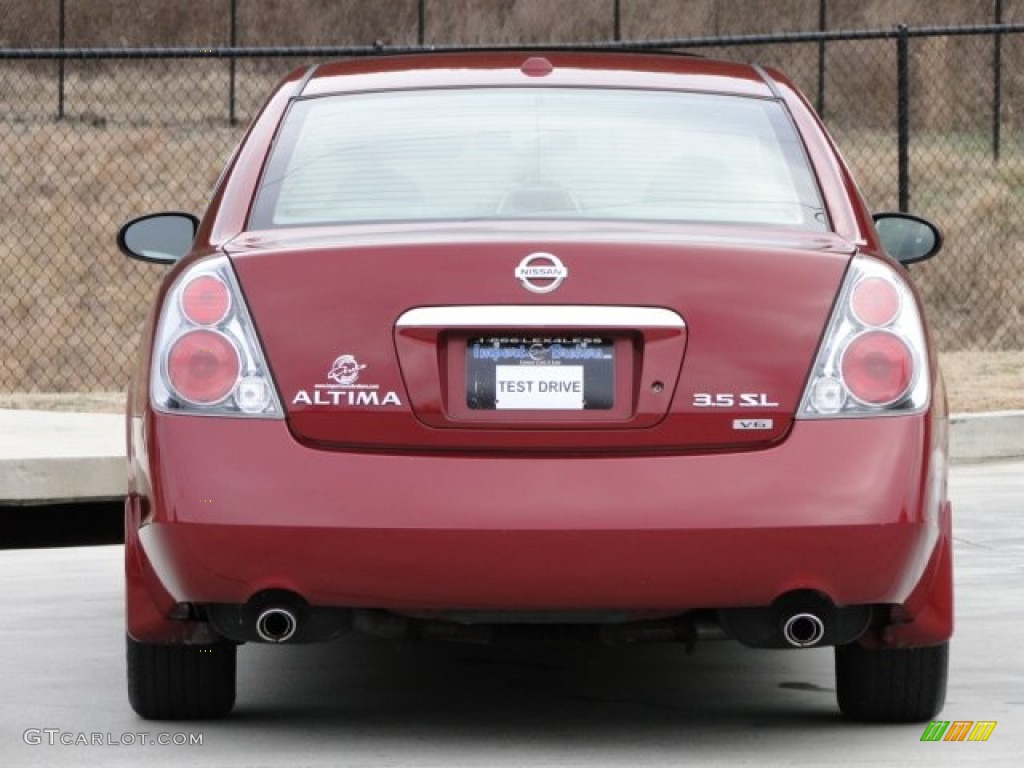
[798, 255, 929, 419]
[151, 256, 282, 418]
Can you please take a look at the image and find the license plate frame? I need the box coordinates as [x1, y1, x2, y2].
[465, 335, 616, 412]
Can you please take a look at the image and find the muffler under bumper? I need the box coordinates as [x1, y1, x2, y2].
[718, 591, 873, 649]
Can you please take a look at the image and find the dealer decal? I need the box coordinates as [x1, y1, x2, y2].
[292, 353, 403, 408]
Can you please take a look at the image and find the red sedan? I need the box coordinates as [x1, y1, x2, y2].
[119, 51, 950, 722]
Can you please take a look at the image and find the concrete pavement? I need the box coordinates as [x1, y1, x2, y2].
[1, 407, 1023, 504]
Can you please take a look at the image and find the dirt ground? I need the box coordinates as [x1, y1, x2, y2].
[939, 349, 1024, 413]
[1, 350, 1019, 415]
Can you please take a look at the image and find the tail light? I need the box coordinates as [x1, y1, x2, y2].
[180, 274, 231, 326]
[152, 256, 282, 418]
[166, 330, 241, 405]
[798, 255, 929, 419]
[840, 331, 913, 406]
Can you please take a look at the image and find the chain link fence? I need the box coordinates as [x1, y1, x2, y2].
[1, 13, 1022, 392]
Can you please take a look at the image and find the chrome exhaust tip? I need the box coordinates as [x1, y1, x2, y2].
[256, 607, 298, 643]
[782, 612, 825, 648]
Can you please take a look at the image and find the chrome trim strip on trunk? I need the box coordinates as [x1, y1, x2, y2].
[396, 305, 685, 329]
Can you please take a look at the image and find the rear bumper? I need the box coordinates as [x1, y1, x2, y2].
[129, 412, 949, 624]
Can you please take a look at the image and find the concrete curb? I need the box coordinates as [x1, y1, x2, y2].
[0, 410, 124, 504]
[1, 408, 1022, 504]
[949, 409, 1024, 464]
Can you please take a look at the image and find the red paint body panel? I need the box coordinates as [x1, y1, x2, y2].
[127, 411, 949, 645]
[203, 66, 308, 248]
[228, 227, 851, 451]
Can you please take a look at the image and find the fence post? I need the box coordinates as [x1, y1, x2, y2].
[613, 0, 621, 41]
[993, 0, 1002, 162]
[816, 0, 826, 117]
[229, 0, 238, 125]
[57, 0, 65, 120]
[418, 0, 425, 46]
[897, 24, 910, 213]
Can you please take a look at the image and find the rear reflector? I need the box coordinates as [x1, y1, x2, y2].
[840, 331, 913, 406]
[166, 329, 240, 405]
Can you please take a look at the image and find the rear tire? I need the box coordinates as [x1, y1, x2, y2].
[126, 635, 237, 720]
[835, 641, 948, 722]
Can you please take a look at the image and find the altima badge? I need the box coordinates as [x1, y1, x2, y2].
[292, 351, 402, 407]
[515, 252, 568, 293]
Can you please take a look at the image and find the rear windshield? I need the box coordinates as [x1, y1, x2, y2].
[250, 87, 827, 230]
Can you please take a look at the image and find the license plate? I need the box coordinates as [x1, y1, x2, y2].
[466, 336, 614, 410]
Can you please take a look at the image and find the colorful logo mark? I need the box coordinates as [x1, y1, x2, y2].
[921, 720, 997, 742]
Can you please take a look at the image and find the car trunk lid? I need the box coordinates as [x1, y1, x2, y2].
[227, 223, 852, 453]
